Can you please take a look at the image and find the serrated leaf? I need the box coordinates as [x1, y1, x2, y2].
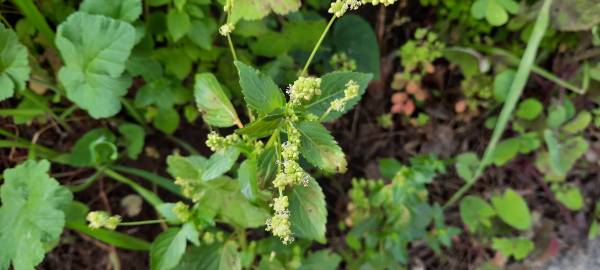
[135, 78, 175, 109]
[296, 121, 347, 173]
[194, 73, 240, 127]
[288, 177, 327, 242]
[150, 223, 199, 270]
[118, 123, 145, 159]
[175, 241, 241, 270]
[234, 61, 286, 115]
[80, 0, 142, 23]
[0, 24, 30, 101]
[236, 115, 283, 138]
[0, 160, 73, 270]
[229, 0, 300, 24]
[299, 249, 342, 270]
[166, 154, 206, 180]
[304, 72, 372, 122]
[491, 189, 531, 230]
[56, 12, 135, 118]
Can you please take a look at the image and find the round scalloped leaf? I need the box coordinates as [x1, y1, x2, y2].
[56, 12, 136, 119]
[0, 24, 30, 101]
[0, 160, 73, 270]
[80, 0, 143, 23]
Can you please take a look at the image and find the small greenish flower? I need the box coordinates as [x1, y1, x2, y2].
[206, 132, 240, 152]
[202, 231, 215, 244]
[330, 52, 357, 72]
[362, 0, 397, 6]
[266, 212, 294, 244]
[87, 211, 121, 230]
[173, 202, 191, 222]
[328, 0, 348, 17]
[288, 77, 322, 104]
[329, 80, 360, 112]
[219, 23, 235, 36]
[273, 196, 289, 213]
[330, 99, 345, 112]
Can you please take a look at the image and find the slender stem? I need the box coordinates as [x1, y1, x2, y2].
[119, 219, 166, 226]
[103, 168, 164, 208]
[11, 0, 56, 47]
[227, 34, 238, 61]
[166, 135, 200, 155]
[120, 97, 148, 130]
[301, 16, 336, 76]
[21, 90, 74, 132]
[69, 170, 104, 193]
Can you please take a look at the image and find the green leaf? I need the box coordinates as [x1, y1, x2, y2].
[175, 241, 241, 270]
[516, 98, 543, 120]
[546, 105, 568, 128]
[150, 223, 199, 270]
[378, 158, 403, 179]
[0, 160, 73, 270]
[491, 189, 531, 230]
[491, 237, 534, 260]
[299, 249, 342, 270]
[194, 73, 240, 127]
[304, 72, 373, 122]
[167, 154, 206, 180]
[296, 121, 347, 173]
[490, 137, 520, 166]
[236, 113, 283, 139]
[234, 61, 286, 115]
[257, 146, 278, 185]
[562, 111, 592, 134]
[56, 12, 135, 118]
[332, 15, 380, 78]
[555, 186, 584, 210]
[493, 69, 516, 102]
[80, 0, 142, 23]
[187, 19, 216, 50]
[167, 9, 191, 41]
[118, 123, 145, 159]
[250, 20, 326, 57]
[65, 128, 118, 167]
[202, 147, 240, 181]
[472, 0, 518, 26]
[544, 131, 589, 176]
[0, 24, 30, 101]
[153, 107, 180, 134]
[455, 152, 480, 183]
[229, 0, 301, 24]
[238, 158, 258, 202]
[460, 195, 495, 233]
[135, 78, 175, 109]
[288, 177, 327, 242]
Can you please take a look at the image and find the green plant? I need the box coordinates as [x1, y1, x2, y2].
[343, 156, 459, 268]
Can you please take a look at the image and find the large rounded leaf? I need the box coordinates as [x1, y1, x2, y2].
[56, 12, 136, 119]
[0, 24, 30, 101]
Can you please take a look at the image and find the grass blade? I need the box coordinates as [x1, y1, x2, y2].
[11, 0, 56, 46]
[444, 0, 554, 209]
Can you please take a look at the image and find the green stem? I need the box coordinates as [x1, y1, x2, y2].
[301, 16, 336, 76]
[120, 97, 148, 130]
[486, 47, 585, 94]
[68, 170, 103, 193]
[119, 219, 166, 226]
[110, 165, 182, 196]
[102, 168, 164, 208]
[227, 34, 238, 61]
[166, 134, 200, 155]
[444, 0, 554, 209]
[0, 109, 45, 117]
[11, 0, 56, 47]
[20, 90, 73, 132]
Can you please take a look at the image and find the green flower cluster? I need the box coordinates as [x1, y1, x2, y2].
[173, 202, 191, 222]
[330, 80, 360, 112]
[288, 77, 322, 105]
[86, 211, 121, 230]
[205, 132, 240, 152]
[330, 52, 357, 72]
[267, 125, 308, 244]
[329, 0, 397, 17]
[175, 176, 205, 202]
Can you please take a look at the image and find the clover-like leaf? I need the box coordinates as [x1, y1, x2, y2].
[56, 12, 136, 118]
[80, 0, 143, 23]
[194, 73, 241, 127]
[471, 0, 519, 26]
[0, 24, 30, 101]
[491, 237, 534, 260]
[296, 121, 347, 173]
[491, 189, 531, 230]
[0, 160, 73, 270]
[118, 123, 145, 159]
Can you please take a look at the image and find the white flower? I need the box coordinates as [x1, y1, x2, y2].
[219, 23, 235, 36]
